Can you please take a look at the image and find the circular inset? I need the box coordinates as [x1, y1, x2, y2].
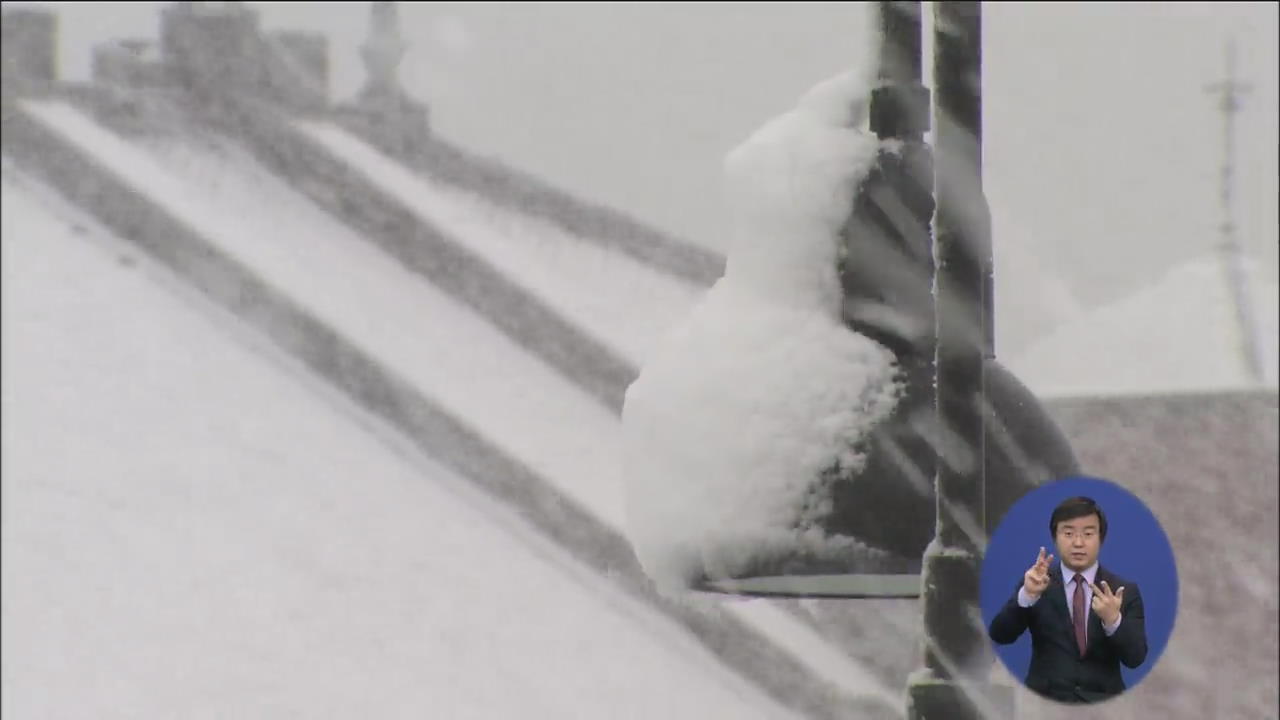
[981, 475, 1178, 704]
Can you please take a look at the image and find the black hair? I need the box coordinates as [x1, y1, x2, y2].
[1050, 496, 1108, 543]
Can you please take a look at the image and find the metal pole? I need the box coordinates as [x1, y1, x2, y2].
[833, 0, 938, 580]
[906, 3, 1007, 718]
[843, 0, 934, 360]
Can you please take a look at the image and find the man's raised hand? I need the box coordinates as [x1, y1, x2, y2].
[1089, 580, 1125, 626]
[1023, 546, 1054, 599]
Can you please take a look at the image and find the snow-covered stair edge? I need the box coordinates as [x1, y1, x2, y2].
[132, 91, 638, 414]
[334, 108, 726, 289]
[247, 97, 641, 412]
[0, 102, 901, 720]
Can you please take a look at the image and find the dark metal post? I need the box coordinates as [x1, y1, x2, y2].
[906, 3, 1010, 718]
[828, 1, 939, 588]
[844, 0, 934, 362]
[934, 2, 993, 361]
[842, 0, 935, 404]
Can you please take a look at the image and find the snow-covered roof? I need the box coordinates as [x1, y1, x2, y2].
[1007, 256, 1279, 399]
[2, 94, 905, 716]
[1035, 390, 1278, 720]
[1, 164, 803, 720]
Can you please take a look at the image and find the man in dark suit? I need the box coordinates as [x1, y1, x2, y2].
[988, 496, 1148, 703]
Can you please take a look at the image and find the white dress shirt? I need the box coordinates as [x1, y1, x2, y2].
[1016, 560, 1122, 639]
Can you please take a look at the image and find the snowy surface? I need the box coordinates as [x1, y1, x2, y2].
[622, 69, 905, 590]
[1009, 256, 1280, 397]
[727, 600, 904, 712]
[293, 120, 704, 366]
[19, 98, 628, 525]
[0, 165, 800, 720]
[9, 101, 895, 707]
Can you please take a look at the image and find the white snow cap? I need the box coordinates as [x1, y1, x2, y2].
[622, 64, 903, 594]
[1010, 256, 1280, 397]
[720, 68, 878, 312]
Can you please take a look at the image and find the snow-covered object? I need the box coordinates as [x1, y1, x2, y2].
[621, 68, 906, 593]
[1009, 256, 1280, 397]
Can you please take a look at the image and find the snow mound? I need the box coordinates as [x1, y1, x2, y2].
[622, 66, 903, 593]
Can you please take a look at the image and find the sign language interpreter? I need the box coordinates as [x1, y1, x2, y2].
[988, 497, 1148, 704]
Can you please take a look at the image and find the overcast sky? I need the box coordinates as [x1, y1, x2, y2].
[11, 1, 1279, 309]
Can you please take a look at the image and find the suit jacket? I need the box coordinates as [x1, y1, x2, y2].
[988, 563, 1148, 703]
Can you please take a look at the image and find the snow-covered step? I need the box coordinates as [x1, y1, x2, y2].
[225, 104, 638, 412]
[295, 120, 706, 368]
[378, 130, 727, 288]
[0, 166, 799, 720]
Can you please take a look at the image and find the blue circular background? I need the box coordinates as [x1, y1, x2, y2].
[980, 475, 1179, 693]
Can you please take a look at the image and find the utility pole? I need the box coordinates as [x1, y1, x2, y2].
[1205, 38, 1265, 386]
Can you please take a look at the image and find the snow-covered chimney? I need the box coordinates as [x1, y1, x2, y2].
[1, 8, 57, 93]
[159, 1, 263, 100]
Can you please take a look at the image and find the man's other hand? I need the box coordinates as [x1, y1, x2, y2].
[1023, 546, 1054, 599]
[1089, 580, 1125, 627]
